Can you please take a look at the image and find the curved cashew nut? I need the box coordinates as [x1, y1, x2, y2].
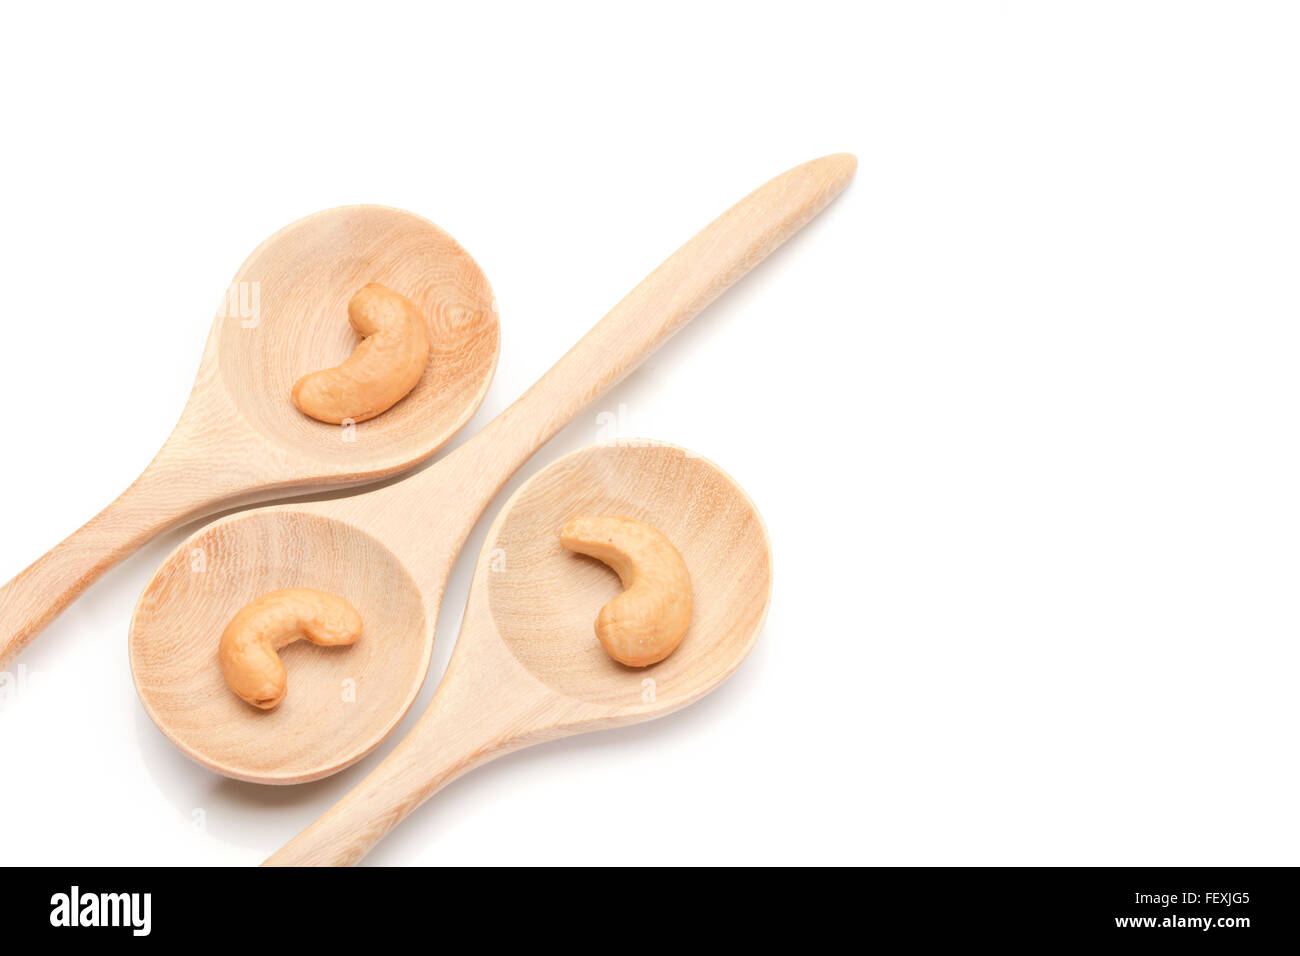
[291, 283, 430, 424]
[219, 588, 363, 709]
[560, 516, 692, 667]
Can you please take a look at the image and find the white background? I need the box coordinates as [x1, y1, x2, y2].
[1, 2, 1297, 866]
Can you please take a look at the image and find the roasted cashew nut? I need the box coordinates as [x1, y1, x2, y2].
[291, 283, 430, 424]
[560, 516, 692, 667]
[219, 588, 363, 709]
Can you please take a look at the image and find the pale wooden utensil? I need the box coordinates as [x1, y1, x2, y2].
[0, 207, 499, 669]
[129, 154, 855, 785]
[266, 441, 770, 865]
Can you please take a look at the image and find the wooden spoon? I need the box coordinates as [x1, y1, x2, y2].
[0, 207, 499, 669]
[265, 441, 770, 865]
[128, 154, 855, 785]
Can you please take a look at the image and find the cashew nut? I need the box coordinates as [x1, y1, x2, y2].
[219, 588, 363, 709]
[291, 283, 430, 424]
[560, 516, 692, 667]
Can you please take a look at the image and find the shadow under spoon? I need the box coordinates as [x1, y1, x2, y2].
[128, 154, 856, 786]
[0, 206, 500, 669]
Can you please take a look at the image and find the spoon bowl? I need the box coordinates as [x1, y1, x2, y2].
[266, 442, 772, 865]
[217, 206, 499, 472]
[130, 510, 429, 783]
[0, 205, 497, 669]
[489, 442, 771, 711]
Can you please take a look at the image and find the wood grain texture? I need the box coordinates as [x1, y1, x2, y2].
[264, 442, 773, 865]
[0, 207, 498, 670]
[129, 154, 855, 787]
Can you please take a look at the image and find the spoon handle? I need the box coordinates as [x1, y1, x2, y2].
[435, 153, 857, 508]
[0, 446, 235, 669]
[263, 637, 548, 866]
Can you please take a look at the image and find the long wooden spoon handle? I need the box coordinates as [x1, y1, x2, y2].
[0, 452, 230, 669]
[446, 153, 857, 495]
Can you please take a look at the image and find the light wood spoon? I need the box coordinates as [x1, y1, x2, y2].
[129, 153, 855, 785]
[0, 207, 499, 669]
[266, 441, 770, 865]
